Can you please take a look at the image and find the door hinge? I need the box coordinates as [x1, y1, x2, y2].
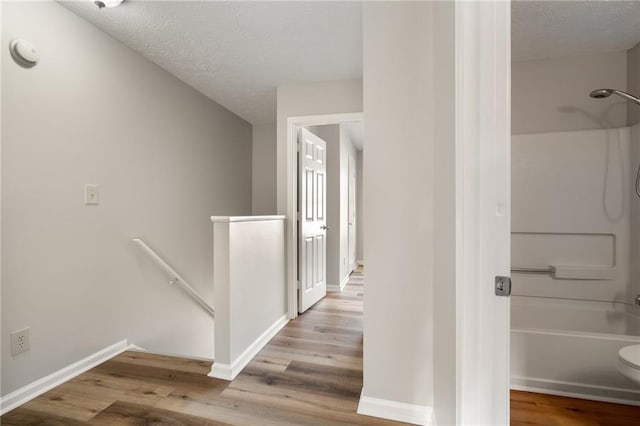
[297, 280, 301, 289]
[297, 140, 301, 152]
[495, 276, 511, 297]
[296, 212, 300, 221]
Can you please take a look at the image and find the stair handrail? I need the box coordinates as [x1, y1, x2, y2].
[132, 238, 214, 318]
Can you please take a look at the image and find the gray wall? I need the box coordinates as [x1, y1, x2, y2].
[512, 51, 628, 134]
[363, 1, 434, 407]
[251, 124, 277, 215]
[432, 2, 456, 424]
[627, 42, 640, 126]
[2, 1, 251, 395]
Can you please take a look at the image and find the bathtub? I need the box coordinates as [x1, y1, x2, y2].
[511, 296, 640, 405]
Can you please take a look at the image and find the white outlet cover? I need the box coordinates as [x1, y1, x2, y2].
[11, 327, 30, 356]
[84, 184, 99, 205]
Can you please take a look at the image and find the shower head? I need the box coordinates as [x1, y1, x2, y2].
[589, 89, 613, 99]
[589, 88, 640, 106]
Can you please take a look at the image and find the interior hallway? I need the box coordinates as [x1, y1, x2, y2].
[2, 266, 639, 425]
[0, 268, 403, 425]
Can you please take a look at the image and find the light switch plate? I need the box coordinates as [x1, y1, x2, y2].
[84, 184, 99, 205]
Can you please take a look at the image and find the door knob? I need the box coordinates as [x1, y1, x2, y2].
[321, 225, 330, 230]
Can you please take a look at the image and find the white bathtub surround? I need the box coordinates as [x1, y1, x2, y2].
[209, 216, 288, 381]
[511, 126, 640, 405]
[512, 127, 632, 304]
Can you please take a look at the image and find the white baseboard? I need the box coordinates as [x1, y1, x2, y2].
[357, 389, 434, 425]
[0, 339, 132, 415]
[327, 274, 350, 293]
[511, 376, 640, 407]
[126, 344, 147, 352]
[209, 314, 288, 381]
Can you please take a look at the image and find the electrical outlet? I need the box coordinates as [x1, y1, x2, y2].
[11, 327, 30, 356]
[84, 184, 99, 205]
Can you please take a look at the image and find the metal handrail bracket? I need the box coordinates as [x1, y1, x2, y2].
[132, 238, 214, 318]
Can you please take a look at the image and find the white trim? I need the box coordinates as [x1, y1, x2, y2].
[208, 314, 288, 381]
[513, 327, 640, 343]
[511, 376, 640, 407]
[0, 339, 131, 415]
[357, 389, 434, 425]
[327, 274, 350, 293]
[285, 112, 364, 320]
[455, 2, 511, 425]
[124, 345, 214, 362]
[211, 215, 285, 223]
[126, 344, 147, 352]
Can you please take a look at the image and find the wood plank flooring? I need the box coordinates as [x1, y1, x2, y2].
[3, 266, 639, 425]
[1, 268, 401, 425]
[511, 390, 640, 426]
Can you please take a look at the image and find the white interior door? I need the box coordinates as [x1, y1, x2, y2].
[348, 153, 357, 271]
[298, 127, 327, 313]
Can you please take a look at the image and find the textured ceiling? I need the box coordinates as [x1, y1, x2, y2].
[512, 1, 640, 62]
[59, 1, 362, 125]
[60, 1, 640, 123]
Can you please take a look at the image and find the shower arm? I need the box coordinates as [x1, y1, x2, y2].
[610, 89, 640, 106]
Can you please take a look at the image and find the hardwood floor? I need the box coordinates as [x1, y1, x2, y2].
[511, 390, 640, 426]
[2, 269, 401, 425]
[3, 267, 639, 425]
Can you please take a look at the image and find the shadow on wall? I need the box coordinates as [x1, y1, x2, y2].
[557, 101, 626, 129]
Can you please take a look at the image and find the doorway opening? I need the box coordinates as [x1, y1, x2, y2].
[284, 113, 363, 317]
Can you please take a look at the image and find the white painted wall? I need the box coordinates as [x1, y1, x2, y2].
[251, 124, 277, 215]
[512, 51, 627, 134]
[362, 0, 434, 410]
[276, 80, 362, 214]
[211, 217, 286, 379]
[1, 1, 252, 396]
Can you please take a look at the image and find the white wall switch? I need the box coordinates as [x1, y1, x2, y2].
[84, 184, 99, 205]
[11, 327, 30, 356]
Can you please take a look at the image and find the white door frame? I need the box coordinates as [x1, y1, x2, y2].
[285, 112, 364, 319]
[455, 1, 511, 424]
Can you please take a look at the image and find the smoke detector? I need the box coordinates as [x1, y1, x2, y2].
[9, 39, 39, 68]
[95, 0, 124, 9]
